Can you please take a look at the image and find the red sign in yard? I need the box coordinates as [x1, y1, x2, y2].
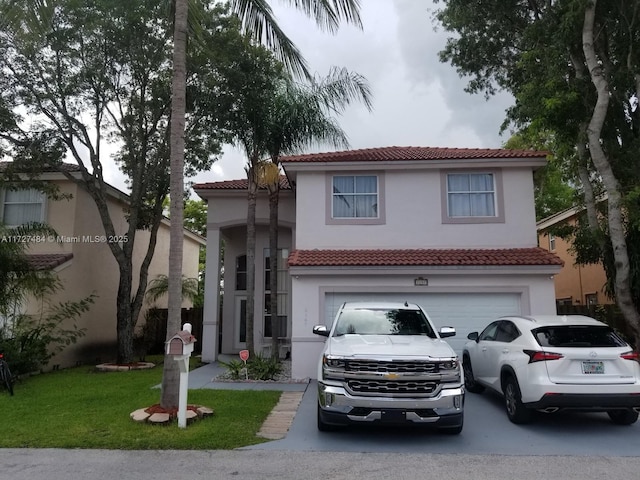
[239, 349, 249, 362]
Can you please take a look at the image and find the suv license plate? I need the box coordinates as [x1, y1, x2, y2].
[582, 361, 604, 374]
[381, 410, 406, 423]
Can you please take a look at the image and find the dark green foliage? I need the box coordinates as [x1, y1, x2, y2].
[434, 1, 640, 341]
[0, 291, 94, 376]
[219, 354, 282, 381]
[247, 354, 282, 381]
[1, 221, 94, 375]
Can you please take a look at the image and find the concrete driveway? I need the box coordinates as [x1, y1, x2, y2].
[246, 381, 640, 456]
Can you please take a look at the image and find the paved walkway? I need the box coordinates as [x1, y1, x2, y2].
[186, 357, 309, 440]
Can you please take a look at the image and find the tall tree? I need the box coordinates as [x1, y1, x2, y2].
[260, 69, 372, 357]
[163, 0, 364, 407]
[0, 1, 257, 368]
[163, 0, 189, 412]
[225, 0, 365, 357]
[434, 0, 640, 346]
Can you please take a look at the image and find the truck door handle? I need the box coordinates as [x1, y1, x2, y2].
[481, 347, 487, 352]
[502, 349, 509, 354]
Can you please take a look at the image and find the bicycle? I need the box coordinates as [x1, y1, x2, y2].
[0, 353, 14, 396]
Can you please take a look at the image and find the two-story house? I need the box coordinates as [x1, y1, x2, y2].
[195, 146, 563, 380]
[537, 203, 613, 307]
[1, 162, 205, 369]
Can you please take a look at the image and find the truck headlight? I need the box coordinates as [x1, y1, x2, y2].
[438, 359, 459, 370]
[323, 355, 346, 369]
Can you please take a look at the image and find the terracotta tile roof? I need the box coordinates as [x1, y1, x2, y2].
[279, 146, 548, 164]
[27, 253, 74, 270]
[287, 248, 563, 267]
[194, 175, 291, 190]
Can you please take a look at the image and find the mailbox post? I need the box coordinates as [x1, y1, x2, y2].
[165, 323, 197, 428]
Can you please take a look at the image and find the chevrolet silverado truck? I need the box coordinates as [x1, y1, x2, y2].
[313, 301, 464, 434]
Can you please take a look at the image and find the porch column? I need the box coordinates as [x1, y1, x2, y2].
[201, 226, 221, 362]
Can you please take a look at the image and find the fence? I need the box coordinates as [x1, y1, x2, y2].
[141, 308, 204, 355]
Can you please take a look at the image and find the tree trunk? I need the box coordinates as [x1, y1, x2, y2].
[269, 186, 280, 359]
[582, 1, 640, 345]
[161, 0, 188, 409]
[245, 168, 258, 356]
[115, 269, 134, 363]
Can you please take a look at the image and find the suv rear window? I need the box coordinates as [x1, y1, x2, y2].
[333, 308, 437, 338]
[532, 325, 627, 348]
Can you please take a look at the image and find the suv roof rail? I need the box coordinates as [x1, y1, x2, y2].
[501, 315, 538, 322]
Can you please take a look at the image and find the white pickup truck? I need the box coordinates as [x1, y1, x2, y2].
[313, 302, 464, 434]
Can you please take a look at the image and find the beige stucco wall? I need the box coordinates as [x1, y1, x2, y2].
[538, 228, 612, 305]
[23, 179, 203, 369]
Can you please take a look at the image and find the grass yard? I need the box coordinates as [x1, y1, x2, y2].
[0, 358, 281, 450]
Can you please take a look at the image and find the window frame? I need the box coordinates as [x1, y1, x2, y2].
[235, 254, 247, 291]
[0, 188, 47, 227]
[549, 233, 556, 251]
[478, 321, 501, 342]
[326, 172, 385, 225]
[263, 248, 289, 339]
[440, 169, 505, 224]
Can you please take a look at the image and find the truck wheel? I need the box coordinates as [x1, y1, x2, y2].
[317, 404, 337, 432]
[607, 409, 639, 425]
[463, 355, 484, 394]
[503, 375, 532, 424]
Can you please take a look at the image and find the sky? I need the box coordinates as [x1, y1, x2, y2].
[102, 0, 514, 193]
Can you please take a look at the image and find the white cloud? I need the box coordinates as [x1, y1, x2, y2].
[104, 0, 518, 193]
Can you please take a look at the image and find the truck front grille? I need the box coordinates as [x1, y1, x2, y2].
[348, 379, 437, 395]
[346, 360, 437, 374]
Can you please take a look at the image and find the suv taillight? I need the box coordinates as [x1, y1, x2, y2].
[523, 350, 563, 363]
[620, 351, 640, 362]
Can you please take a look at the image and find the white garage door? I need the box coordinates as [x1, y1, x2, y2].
[324, 292, 521, 354]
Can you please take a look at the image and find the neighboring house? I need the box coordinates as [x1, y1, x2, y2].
[194, 146, 563, 380]
[0, 162, 205, 369]
[537, 204, 613, 307]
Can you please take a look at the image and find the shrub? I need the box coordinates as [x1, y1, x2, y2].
[248, 354, 282, 381]
[219, 354, 282, 381]
[218, 358, 247, 380]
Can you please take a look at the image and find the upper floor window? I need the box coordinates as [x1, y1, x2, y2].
[549, 234, 556, 251]
[332, 175, 378, 219]
[447, 173, 496, 217]
[0, 188, 45, 226]
[441, 170, 504, 224]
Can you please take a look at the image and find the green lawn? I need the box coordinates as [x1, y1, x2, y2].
[0, 358, 281, 449]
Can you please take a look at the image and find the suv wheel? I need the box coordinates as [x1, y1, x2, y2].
[463, 355, 484, 394]
[503, 375, 532, 424]
[607, 409, 639, 425]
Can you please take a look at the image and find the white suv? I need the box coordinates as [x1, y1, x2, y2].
[463, 315, 640, 425]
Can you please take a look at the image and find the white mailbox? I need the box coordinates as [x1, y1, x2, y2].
[166, 330, 196, 356]
[165, 323, 197, 429]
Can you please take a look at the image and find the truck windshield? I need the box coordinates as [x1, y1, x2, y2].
[333, 308, 437, 338]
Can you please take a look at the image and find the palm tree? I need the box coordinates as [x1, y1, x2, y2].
[163, 0, 188, 409]
[163, 0, 364, 408]
[261, 70, 372, 357]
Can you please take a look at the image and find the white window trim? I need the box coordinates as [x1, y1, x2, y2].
[325, 172, 385, 225]
[440, 169, 505, 224]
